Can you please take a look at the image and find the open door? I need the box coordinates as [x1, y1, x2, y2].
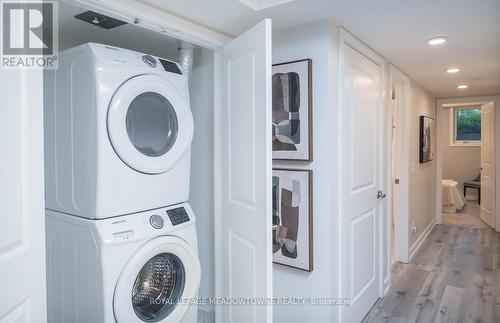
[480, 102, 495, 228]
[0, 70, 47, 320]
[215, 19, 272, 323]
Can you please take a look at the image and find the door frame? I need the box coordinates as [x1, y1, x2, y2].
[436, 96, 499, 230]
[387, 65, 411, 266]
[338, 28, 387, 317]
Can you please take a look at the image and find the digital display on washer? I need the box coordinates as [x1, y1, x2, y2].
[159, 59, 182, 75]
[166, 207, 190, 226]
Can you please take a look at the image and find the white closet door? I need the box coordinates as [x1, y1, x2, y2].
[215, 19, 272, 323]
[480, 102, 495, 228]
[339, 32, 385, 323]
[0, 70, 47, 321]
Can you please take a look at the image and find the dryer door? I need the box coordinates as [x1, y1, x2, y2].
[114, 236, 200, 323]
[108, 74, 193, 174]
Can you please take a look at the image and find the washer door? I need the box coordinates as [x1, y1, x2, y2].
[108, 74, 193, 174]
[114, 236, 201, 323]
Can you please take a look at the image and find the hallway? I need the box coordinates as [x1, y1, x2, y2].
[363, 224, 500, 322]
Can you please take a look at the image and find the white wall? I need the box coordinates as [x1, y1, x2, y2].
[408, 82, 436, 251]
[271, 21, 437, 323]
[441, 107, 481, 199]
[272, 20, 340, 323]
[189, 47, 216, 322]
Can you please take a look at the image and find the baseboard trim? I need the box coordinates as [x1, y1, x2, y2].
[409, 219, 436, 262]
[383, 276, 391, 295]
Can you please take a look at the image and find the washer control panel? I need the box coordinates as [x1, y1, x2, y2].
[149, 214, 164, 229]
[166, 207, 190, 226]
[96, 203, 195, 244]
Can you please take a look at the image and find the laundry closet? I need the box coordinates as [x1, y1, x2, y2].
[43, 1, 273, 323]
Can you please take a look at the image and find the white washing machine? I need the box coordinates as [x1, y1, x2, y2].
[44, 42, 194, 219]
[46, 203, 201, 323]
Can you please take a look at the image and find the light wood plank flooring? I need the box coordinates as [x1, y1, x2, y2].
[443, 201, 489, 229]
[363, 224, 500, 323]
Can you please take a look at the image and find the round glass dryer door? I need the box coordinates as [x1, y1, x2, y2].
[114, 236, 201, 323]
[108, 75, 193, 174]
[126, 92, 178, 158]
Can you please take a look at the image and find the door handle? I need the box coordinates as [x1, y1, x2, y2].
[377, 190, 387, 199]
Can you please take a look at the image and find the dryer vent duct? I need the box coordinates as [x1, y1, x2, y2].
[177, 40, 195, 75]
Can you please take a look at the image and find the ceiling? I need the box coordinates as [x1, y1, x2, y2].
[137, 0, 500, 98]
[58, 2, 180, 60]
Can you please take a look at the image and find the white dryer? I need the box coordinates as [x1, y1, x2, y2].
[46, 203, 201, 323]
[44, 43, 194, 219]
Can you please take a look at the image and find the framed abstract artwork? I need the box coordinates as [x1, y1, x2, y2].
[272, 168, 313, 272]
[419, 116, 435, 163]
[272, 59, 312, 161]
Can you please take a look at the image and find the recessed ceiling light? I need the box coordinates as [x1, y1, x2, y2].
[446, 68, 460, 74]
[457, 84, 468, 89]
[428, 37, 447, 45]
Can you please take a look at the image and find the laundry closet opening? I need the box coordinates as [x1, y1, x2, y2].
[44, 2, 217, 322]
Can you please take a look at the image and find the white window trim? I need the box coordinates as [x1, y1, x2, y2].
[449, 106, 481, 147]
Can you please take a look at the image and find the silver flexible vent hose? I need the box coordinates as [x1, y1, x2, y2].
[177, 40, 194, 76]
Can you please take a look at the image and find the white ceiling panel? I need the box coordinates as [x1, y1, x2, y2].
[136, 0, 500, 97]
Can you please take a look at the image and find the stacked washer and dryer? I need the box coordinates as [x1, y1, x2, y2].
[44, 43, 201, 323]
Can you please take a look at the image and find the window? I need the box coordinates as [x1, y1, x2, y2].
[450, 106, 481, 146]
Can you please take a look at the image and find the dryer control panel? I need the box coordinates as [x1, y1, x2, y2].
[141, 54, 183, 74]
[89, 43, 184, 76]
[158, 58, 182, 74]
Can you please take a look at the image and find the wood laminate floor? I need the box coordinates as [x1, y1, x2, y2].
[443, 201, 489, 229]
[363, 224, 500, 323]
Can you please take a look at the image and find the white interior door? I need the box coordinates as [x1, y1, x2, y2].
[215, 19, 272, 323]
[340, 34, 384, 323]
[480, 102, 495, 228]
[0, 70, 47, 321]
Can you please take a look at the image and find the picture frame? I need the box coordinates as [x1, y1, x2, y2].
[272, 168, 313, 272]
[272, 59, 313, 161]
[419, 115, 435, 163]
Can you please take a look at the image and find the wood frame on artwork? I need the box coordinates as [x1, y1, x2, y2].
[272, 58, 313, 161]
[419, 115, 435, 163]
[272, 168, 313, 272]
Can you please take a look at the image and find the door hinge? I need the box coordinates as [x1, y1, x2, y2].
[395, 178, 400, 184]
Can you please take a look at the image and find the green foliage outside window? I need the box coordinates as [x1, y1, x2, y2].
[456, 108, 481, 141]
